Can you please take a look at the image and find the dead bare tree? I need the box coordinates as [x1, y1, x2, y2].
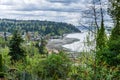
[79, 0, 107, 34]
[79, 0, 107, 79]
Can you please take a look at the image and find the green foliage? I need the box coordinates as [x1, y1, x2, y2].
[106, 39, 120, 66]
[35, 52, 71, 79]
[37, 39, 48, 55]
[96, 17, 107, 64]
[1, 46, 120, 80]
[103, 0, 120, 66]
[108, 0, 120, 21]
[95, 0, 120, 67]
[96, 64, 119, 79]
[0, 37, 7, 48]
[110, 24, 120, 40]
[8, 30, 26, 62]
[108, 0, 120, 42]
[0, 54, 4, 77]
[0, 54, 2, 72]
[96, 19, 107, 50]
[1, 2, 120, 78]
[6, 52, 71, 80]
[0, 48, 11, 78]
[70, 52, 120, 80]
[25, 42, 39, 56]
[0, 19, 80, 36]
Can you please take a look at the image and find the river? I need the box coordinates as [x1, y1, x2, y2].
[62, 31, 95, 52]
[47, 31, 95, 52]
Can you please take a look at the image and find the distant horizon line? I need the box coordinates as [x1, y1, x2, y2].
[0, 18, 79, 26]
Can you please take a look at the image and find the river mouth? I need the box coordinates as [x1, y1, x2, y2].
[47, 37, 80, 52]
[47, 32, 95, 53]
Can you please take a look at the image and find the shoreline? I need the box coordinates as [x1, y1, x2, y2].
[46, 37, 80, 51]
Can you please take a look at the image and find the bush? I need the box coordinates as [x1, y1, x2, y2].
[0, 37, 8, 48]
[70, 52, 120, 80]
[35, 51, 71, 79]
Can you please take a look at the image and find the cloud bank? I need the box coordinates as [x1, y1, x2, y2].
[0, 0, 111, 26]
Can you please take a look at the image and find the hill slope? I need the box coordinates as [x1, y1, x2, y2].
[0, 19, 80, 36]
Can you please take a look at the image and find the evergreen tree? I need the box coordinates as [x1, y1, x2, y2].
[0, 54, 4, 77]
[96, 0, 107, 50]
[96, 19, 107, 50]
[96, 1, 107, 63]
[8, 30, 26, 61]
[95, 0, 107, 50]
[106, 0, 120, 66]
[0, 19, 80, 36]
[96, 21, 108, 64]
[38, 38, 48, 55]
[108, 0, 120, 40]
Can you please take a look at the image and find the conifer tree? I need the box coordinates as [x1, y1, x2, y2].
[107, 0, 120, 66]
[108, 0, 120, 40]
[40, 38, 48, 55]
[8, 30, 26, 61]
[96, 18, 107, 50]
[96, 0, 107, 50]
[0, 54, 4, 77]
[96, 0, 107, 63]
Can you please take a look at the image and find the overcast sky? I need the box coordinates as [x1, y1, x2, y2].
[0, 0, 112, 26]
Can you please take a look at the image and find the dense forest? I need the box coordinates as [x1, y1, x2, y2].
[0, 19, 80, 36]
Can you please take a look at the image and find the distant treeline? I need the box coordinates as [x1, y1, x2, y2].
[0, 19, 80, 36]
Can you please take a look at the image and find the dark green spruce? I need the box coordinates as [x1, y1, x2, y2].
[107, 0, 120, 66]
[8, 30, 26, 62]
[97, 0, 120, 66]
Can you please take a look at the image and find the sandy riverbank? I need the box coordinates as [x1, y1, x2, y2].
[46, 37, 80, 51]
[47, 32, 95, 53]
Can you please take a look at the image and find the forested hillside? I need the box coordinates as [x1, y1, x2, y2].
[0, 19, 80, 36]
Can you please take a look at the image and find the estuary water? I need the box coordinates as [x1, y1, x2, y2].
[62, 31, 95, 52]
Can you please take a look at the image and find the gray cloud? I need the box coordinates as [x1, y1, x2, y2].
[0, 0, 111, 26]
[15, 6, 82, 13]
[47, 0, 79, 4]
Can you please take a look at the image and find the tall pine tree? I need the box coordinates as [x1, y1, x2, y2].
[8, 30, 26, 62]
[106, 0, 120, 66]
[96, 18, 107, 50]
[109, 0, 120, 40]
[96, 0, 107, 63]
[96, 0, 107, 50]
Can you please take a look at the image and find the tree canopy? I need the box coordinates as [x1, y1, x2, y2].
[8, 30, 26, 61]
[0, 19, 80, 36]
